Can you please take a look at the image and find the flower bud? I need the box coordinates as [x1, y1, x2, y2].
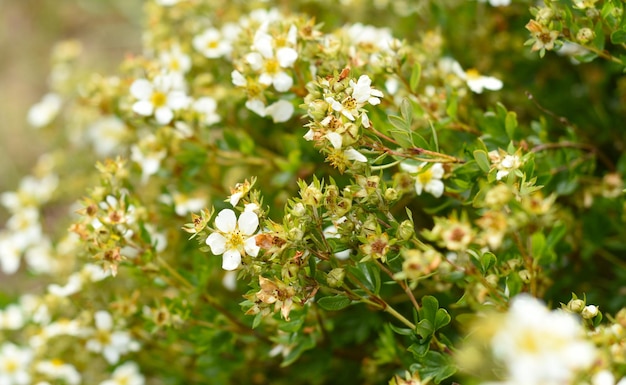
[327, 268, 345, 288]
[361, 216, 378, 235]
[301, 184, 323, 206]
[384, 188, 399, 202]
[518, 270, 531, 283]
[576, 28, 595, 44]
[567, 299, 585, 313]
[292, 202, 306, 217]
[288, 227, 304, 242]
[581, 305, 599, 319]
[536, 8, 554, 24]
[307, 99, 329, 121]
[397, 220, 415, 241]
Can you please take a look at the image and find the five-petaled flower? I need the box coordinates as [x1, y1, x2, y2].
[206, 209, 260, 270]
[401, 162, 445, 198]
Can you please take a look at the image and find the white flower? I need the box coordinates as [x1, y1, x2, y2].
[0, 233, 22, 274]
[479, 0, 511, 6]
[27, 93, 62, 128]
[48, 273, 83, 297]
[490, 151, 522, 180]
[0, 343, 33, 385]
[323, 219, 351, 260]
[205, 209, 260, 270]
[86, 311, 140, 364]
[35, 360, 81, 385]
[130, 74, 189, 125]
[193, 28, 232, 59]
[491, 295, 596, 385]
[100, 362, 145, 385]
[325, 132, 367, 163]
[593, 370, 616, 385]
[463, 69, 503, 94]
[1, 174, 58, 213]
[0, 305, 24, 330]
[155, 0, 184, 5]
[245, 29, 298, 92]
[130, 141, 167, 184]
[265, 99, 294, 122]
[6, 207, 43, 250]
[350, 75, 384, 105]
[88, 116, 128, 157]
[159, 44, 191, 74]
[193, 97, 221, 126]
[401, 162, 445, 198]
[172, 191, 207, 216]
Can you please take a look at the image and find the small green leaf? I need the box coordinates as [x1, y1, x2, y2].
[505, 111, 518, 140]
[531, 231, 546, 260]
[416, 319, 434, 339]
[408, 342, 429, 358]
[400, 98, 413, 128]
[434, 308, 451, 331]
[416, 351, 457, 383]
[473, 150, 491, 173]
[410, 63, 422, 92]
[389, 115, 408, 131]
[611, 29, 626, 45]
[317, 295, 352, 311]
[446, 94, 458, 120]
[388, 323, 414, 336]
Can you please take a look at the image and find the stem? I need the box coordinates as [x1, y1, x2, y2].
[374, 259, 420, 312]
[370, 159, 403, 171]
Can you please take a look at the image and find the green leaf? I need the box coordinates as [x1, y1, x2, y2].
[415, 351, 457, 383]
[531, 231, 546, 261]
[480, 252, 497, 272]
[400, 98, 413, 128]
[611, 29, 626, 45]
[434, 308, 451, 331]
[505, 111, 518, 140]
[408, 342, 429, 358]
[347, 262, 382, 294]
[389, 115, 408, 131]
[420, 295, 439, 324]
[473, 150, 491, 173]
[317, 295, 352, 311]
[446, 93, 458, 120]
[410, 62, 421, 92]
[416, 319, 434, 339]
[281, 334, 316, 367]
[506, 272, 522, 297]
[389, 323, 414, 336]
[279, 315, 305, 332]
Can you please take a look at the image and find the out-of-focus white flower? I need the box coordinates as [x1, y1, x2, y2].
[264, 99, 294, 122]
[323, 219, 351, 260]
[245, 28, 298, 92]
[205, 209, 260, 270]
[0, 343, 33, 385]
[222, 270, 238, 291]
[593, 370, 616, 385]
[0, 304, 24, 330]
[86, 311, 140, 364]
[490, 295, 596, 385]
[130, 138, 167, 184]
[489, 150, 522, 181]
[6, 207, 43, 250]
[172, 191, 207, 216]
[48, 273, 83, 297]
[88, 116, 129, 157]
[130, 74, 189, 125]
[462, 68, 503, 94]
[159, 44, 191, 74]
[193, 28, 232, 59]
[100, 361, 145, 385]
[35, 360, 81, 385]
[24, 237, 58, 274]
[350, 75, 384, 106]
[0, 174, 59, 213]
[193, 96, 221, 126]
[0, 232, 23, 274]
[155, 0, 185, 5]
[401, 162, 445, 198]
[27, 93, 62, 128]
[479, 0, 511, 6]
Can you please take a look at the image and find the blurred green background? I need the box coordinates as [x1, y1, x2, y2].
[0, 0, 142, 192]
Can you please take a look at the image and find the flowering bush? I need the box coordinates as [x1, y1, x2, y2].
[3, 0, 626, 383]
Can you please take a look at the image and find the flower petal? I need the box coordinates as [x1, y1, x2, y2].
[130, 79, 153, 99]
[345, 148, 367, 163]
[214, 209, 237, 233]
[325, 132, 343, 149]
[95, 311, 113, 331]
[426, 180, 445, 198]
[155, 107, 174, 125]
[265, 99, 294, 122]
[430, 163, 445, 179]
[222, 249, 241, 271]
[132, 100, 154, 117]
[277, 47, 298, 68]
[272, 72, 293, 92]
[244, 236, 260, 257]
[238, 211, 259, 235]
[206, 232, 227, 255]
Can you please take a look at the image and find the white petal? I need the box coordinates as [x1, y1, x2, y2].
[245, 52, 264, 71]
[272, 72, 293, 92]
[287, 24, 298, 45]
[238, 211, 259, 235]
[206, 233, 227, 255]
[222, 249, 241, 270]
[95, 311, 113, 331]
[265, 100, 294, 122]
[103, 346, 120, 364]
[252, 31, 274, 59]
[482, 76, 503, 91]
[277, 47, 298, 68]
[154, 107, 174, 125]
[426, 180, 445, 198]
[431, 163, 445, 179]
[258, 73, 274, 86]
[231, 70, 247, 87]
[414, 180, 424, 195]
[303, 129, 315, 141]
[244, 236, 260, 257]
[214, 209, 237, 233]
[399, 162, 420, 174]
[167, 91, 190, 109]
[325, 132, 343, 149]
[246, 99, 267, 117]
[345, 148, 368, 163]
[130, 79, 153, 99]
[132, 100, 154, 116]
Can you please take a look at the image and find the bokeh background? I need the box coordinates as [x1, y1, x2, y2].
[0, 0, 142, 193]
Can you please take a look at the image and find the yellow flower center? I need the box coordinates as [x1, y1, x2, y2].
[226, 229, 245, 251]
[4, 359, 18, 373]
[207, 40, 219, 49]
[417, 169, 433, 185]
[170, 59, 180, 71]
[264, 58, 280, 75]
[150, 91, 167, 107]
[96, 330, 112, 345]
[342, 96, 357, 110]
[465, 68, 481, 79]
